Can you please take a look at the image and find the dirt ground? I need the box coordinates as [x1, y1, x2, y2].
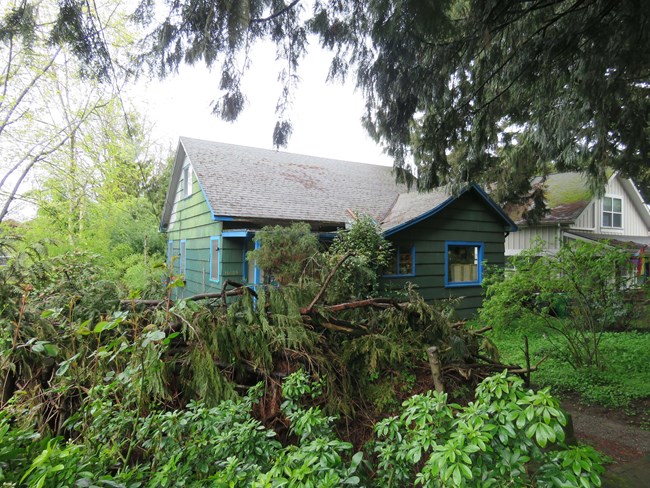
[561, 397, 650, 487]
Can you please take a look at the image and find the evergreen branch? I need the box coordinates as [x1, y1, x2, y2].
[250, 0, 301, 24]
[302, 251, 353, 314]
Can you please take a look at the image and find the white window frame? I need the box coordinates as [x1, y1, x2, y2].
[602, 194, 623, 229]
[181, 164, 192, 199]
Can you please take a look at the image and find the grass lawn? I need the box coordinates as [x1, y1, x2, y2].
[481, 317, 650, 411]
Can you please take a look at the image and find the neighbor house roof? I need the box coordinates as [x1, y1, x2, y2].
[508, 171, 650, 228]
[506, 172, 594, 224]
[161, 137, 517, 233]
[565, 230, 650, 249]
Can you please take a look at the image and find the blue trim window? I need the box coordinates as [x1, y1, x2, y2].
[209, 236, 221, 282]
[384, 246, 416, 277]
[179, 240, 187, 275]
[167, 240, 173, 267]
[445, 241, 483, 287]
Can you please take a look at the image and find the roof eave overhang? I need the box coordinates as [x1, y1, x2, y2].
[159, 139, 187, 232]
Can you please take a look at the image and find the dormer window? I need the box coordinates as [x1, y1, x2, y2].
[602, 196, 622, 228]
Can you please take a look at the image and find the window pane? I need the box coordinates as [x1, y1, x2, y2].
[612, 197, 622, 212]
[603, 197, 613, 212]
[399, 250, 413, 274]
[448, 245, 479, 282]
[613, 213, 622, 228]
[603, 212, 612, 227]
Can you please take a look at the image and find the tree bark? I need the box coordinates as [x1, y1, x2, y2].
[427, 346, 444, 393]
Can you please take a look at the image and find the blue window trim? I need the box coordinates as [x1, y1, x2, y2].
[445, 241, 484, 288]
[383, 245, 416, 278]
[253, 239, 262, 286]
[179, 239, 187, 275]
[209, 236, 221, 283]
[167, 240, 173, 267]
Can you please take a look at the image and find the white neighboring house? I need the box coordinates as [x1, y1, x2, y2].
[505, 172, 650, 277]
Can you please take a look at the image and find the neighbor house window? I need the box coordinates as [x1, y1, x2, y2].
[179, 240, 187, 275]
[445, 242, 483, 287]
[384, 246, 415, 276]
[210, 236, 220, 282]
[181, 165, 192, 199]
[167, 240, 173, 267]
[602, 196, 622, 228]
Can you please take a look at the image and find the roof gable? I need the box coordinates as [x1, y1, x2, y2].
[382, 184, 517, 236]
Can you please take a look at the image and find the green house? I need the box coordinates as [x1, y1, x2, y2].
[160, 137, 517, 318]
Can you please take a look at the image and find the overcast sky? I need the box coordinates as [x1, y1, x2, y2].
[130, 41, 393, 166]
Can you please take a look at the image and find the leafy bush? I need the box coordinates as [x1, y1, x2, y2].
[0, 371, 604, 487]
[325, 214, 393, 302]
[247, 222, 320, 285]
[373, 370, 605, 487]
[481, 241, 632, 369]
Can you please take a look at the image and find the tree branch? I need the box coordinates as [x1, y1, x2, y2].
[250, 0, 301, 24]
[302, 251, 353, 314]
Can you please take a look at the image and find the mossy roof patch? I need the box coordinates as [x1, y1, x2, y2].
[540, 172, 593, 208]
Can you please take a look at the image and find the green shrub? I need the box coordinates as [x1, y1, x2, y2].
[486, 319, 650, 409]
[373, 370, 604, 487]
[325, 214, 393, 302]
[247, 222, 320, 285]
[481, 241, 632, 369]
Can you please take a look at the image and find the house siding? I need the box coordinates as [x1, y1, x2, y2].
[221, 237, 247, 282]
[505, 225, 561, 256]
[165, 161, 222, 298]
[381, 192, 508, 319]
[574, 202, 596, 230]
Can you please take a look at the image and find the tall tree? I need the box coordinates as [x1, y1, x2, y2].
[0, 0, 134, 222]
[134, 0, 650, 206]
[26, 1, 650, 207]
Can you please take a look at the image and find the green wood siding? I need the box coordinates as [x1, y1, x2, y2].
[165, 170, 222, 298]
[381, 192, 508, 319]
[221, 237, 246, 282]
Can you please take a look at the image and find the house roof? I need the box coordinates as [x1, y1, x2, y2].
[161, 137, 517, 233]
[506, 172, 593, 224]
[508, 171, 650, 228]
[565, 230, 650, 250]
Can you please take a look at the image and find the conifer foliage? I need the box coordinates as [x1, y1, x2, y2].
[7, 1, 647, 202]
